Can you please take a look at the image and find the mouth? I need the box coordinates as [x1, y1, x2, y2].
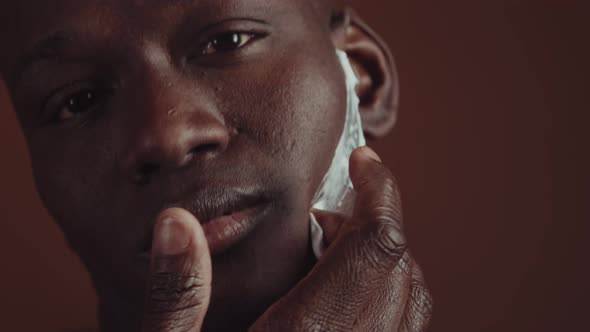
[139, 189, 272, 257]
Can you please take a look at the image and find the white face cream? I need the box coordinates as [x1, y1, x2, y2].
[310, 50, 366, 258]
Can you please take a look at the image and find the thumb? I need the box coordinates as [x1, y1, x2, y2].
[142, 208, 212, 332]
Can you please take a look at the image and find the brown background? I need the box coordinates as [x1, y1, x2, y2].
[0, 1, 588, 331]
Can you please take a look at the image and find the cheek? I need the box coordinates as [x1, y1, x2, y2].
[217, 51, 347, 203]
[28, 129, 117, 238]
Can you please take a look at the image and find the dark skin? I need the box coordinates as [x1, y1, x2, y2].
[1, 0, 431, 331]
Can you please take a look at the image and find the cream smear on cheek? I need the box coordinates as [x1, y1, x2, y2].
[310, 50, 366, 258]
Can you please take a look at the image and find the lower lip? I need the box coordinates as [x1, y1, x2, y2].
[202, 203, 269, 254]
[139, 203, 269, 261]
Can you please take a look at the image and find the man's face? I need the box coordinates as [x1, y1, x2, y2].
[2, 0, 347, 324]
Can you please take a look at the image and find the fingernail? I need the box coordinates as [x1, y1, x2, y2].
[153, 217, 191, 255]
[360, 146, 382, 163]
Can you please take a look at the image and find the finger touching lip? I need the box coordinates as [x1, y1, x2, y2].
[139, 192, 272, 258]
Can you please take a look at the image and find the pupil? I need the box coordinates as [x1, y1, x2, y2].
[69, 90, 97, 113]
[214, 33, 240, 49]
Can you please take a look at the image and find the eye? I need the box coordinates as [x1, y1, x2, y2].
[201, 32, 257, 55]
[42, 82, 110, 123]
[56, 89, 106, 121]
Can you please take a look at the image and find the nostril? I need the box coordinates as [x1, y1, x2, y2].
[139, 162, 160, 175]
[189, 143, 221, 156]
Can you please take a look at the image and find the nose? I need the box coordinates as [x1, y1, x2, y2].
[121, 73, 230, 185]
[127, 115, 229, 184]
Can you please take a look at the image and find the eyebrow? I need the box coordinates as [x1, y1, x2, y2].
[14, 30, 74, 82]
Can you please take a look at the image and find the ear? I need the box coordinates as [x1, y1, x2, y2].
[332, 8, 399, 139]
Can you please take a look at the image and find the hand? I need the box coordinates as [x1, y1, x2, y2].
[141, 146, 432, 331]
[248, 147, 432, 331]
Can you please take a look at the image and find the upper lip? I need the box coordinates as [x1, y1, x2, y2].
[139, 186, 269, 253]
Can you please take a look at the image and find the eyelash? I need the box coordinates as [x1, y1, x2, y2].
[200, 31, 259, 55]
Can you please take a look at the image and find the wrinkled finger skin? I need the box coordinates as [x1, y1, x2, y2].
[143, 255, 210, 332]
[400, 263, 433, 332]
[250, 147, 432, 331]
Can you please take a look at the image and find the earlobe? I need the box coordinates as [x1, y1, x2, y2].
[340, 9, 399, 139]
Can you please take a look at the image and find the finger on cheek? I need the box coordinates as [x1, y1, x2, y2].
[349, 146, 406, 266]
[349, 146, 388, 198]
[349, 146, 403, 226]
[250, 148, 409, 331]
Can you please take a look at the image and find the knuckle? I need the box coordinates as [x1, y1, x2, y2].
[360, 220, 407, 271]
[372, 218, 406, 257]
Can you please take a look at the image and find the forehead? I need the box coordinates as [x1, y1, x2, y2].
[1, 0, 318, 76]
[3, 0, 313, 32]
[5, 0, 311, 36]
